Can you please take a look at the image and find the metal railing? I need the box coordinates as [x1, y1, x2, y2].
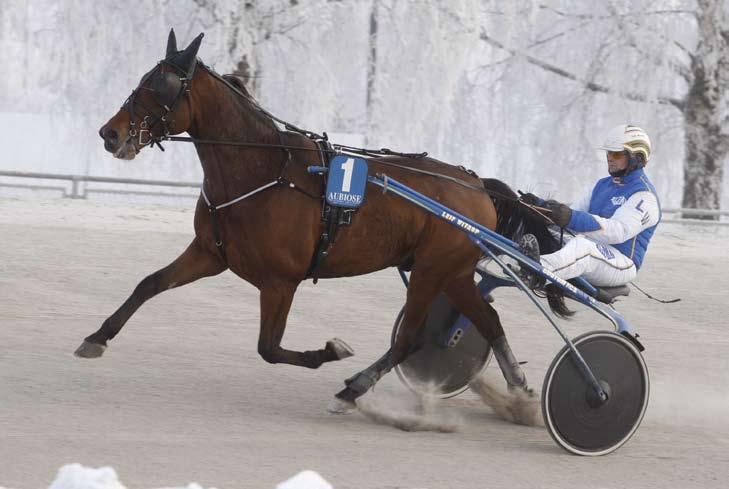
[1, 169, 727, 225]
[660, 208, 729, 226]
[0, 170, 200, 200]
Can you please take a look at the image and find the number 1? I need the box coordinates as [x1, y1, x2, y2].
[341, 158, 354, 192]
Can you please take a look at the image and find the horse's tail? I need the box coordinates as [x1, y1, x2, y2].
[481, 178, 573, 318]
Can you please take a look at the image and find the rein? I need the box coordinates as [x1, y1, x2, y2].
[127, 58, 542, 225]
[164, 132, 499, 197]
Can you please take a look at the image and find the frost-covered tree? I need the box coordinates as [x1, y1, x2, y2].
[4, 0, 723, 212]
[190, 0, 314, 97]
[682, 0, 729, 212]
[479, 0, 729, 212]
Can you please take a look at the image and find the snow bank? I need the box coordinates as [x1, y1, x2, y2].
[48, 465, 127, 489]
[1, 464, 333, 489]
[275, 471, 333, 489]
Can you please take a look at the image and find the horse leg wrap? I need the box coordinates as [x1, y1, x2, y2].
[492, 336, 527, 387]
[346, 370, 381, 396]
[344, 351, 393, 396]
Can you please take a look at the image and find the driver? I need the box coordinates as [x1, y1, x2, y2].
[519, 124, 661, 288]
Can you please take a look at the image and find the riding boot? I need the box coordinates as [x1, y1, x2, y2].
[518, 234, 545, 289]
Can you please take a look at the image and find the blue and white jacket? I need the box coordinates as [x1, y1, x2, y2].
[567, 168, 661, 269]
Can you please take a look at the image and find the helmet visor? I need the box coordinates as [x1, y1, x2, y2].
[598, 142, 625, 152]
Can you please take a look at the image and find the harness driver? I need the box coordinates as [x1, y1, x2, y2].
[519, 124, 661, 288]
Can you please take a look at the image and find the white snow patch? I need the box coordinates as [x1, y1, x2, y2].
[3, 464, 332, 489]
[48, 465, 127, 489]
[276, 471, 333, 489]
[44, 464, 219, 489]
[157, 485, 215, 489]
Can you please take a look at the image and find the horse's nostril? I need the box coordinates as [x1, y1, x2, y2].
[103, 128, 119, 143]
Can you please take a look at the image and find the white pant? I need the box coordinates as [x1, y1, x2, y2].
[540, 235, 636, 287]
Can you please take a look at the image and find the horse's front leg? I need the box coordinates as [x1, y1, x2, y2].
[74, 237, 226, 358]
[257, 282, 354, 369]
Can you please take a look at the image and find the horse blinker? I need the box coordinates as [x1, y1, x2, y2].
[150, 71, 183, 108]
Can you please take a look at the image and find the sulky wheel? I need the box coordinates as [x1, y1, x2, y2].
[391, 292, 492, 398]
[542, 331, 649, 456]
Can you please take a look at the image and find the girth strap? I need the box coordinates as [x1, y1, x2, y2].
[306, 139, 355, 283]
[208, 205, 227, 264]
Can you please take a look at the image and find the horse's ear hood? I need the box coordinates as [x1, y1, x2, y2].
[173, 33, 204, 73]
[166, 28, 178, 58]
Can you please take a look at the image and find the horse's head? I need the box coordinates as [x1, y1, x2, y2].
[99, 29, 204, 159]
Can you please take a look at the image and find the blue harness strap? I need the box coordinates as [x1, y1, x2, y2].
[306, 142, 358, 283]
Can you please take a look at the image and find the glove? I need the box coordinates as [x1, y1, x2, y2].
[519, 192, 545, 207]
[544, 200, 572, 228]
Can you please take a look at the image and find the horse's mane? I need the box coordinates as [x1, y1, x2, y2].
[481, 178, 573, 318]
[221, 73, 253, 98]
[481, 179, 560, 255]
[194, 67, 279, 137]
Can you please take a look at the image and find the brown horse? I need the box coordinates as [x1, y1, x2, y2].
[77, 30, 542, 411]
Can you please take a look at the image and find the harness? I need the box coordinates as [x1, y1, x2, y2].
[304, 139, 361, 282]
[121, 57, 518, 280]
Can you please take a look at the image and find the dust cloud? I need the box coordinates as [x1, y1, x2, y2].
[355, 383, 463, 433]
[468, 376, 544, 427]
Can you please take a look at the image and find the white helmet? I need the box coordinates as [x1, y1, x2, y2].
[598, 124, 652, 164]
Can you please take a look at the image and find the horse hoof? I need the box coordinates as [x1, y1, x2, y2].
[327, 397, 356, 415]
[74, 341, 106, 358]
[326, 338, 354, 360]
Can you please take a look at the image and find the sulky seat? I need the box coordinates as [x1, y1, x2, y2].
[593, 285, 630, 304]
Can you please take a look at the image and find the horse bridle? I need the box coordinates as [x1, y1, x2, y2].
[122, 59, 195, 152]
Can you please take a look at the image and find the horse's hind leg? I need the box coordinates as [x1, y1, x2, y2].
[256, 281, 354, 369]
[75, 237, 226, 358]
[444, 275, 531, 392]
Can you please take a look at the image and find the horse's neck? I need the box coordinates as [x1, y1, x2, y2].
[188, 71, 281, 205]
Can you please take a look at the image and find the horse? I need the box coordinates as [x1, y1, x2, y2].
[78, 30, 567, 412]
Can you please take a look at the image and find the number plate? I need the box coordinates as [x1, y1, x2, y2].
[325, 156, 368, 208]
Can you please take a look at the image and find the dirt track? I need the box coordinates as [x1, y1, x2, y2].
[1, 197, 728, 489]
